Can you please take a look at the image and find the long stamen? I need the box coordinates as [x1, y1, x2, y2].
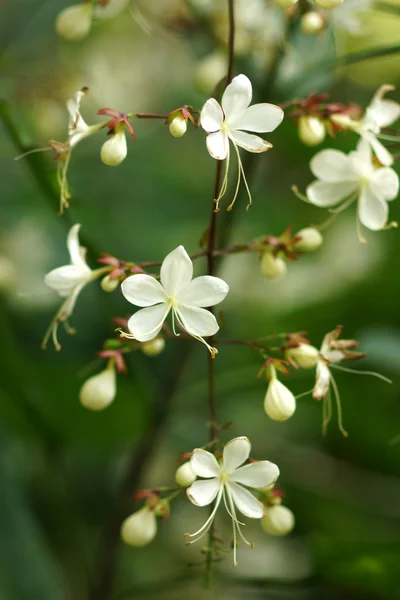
[174, 309, 218, 357]
[330, 371, 348, 438]
[295, 388, 314, 400]
[322, 387, 332, 436]
[59, 150, 72, 214]
[185, 487, 223, 544]
[171, 306, 179, 336]
[356, 213, 367, 244]
[214, 147, 230, 212]
[14, 146, 53, 161]
[226, 486, 253, 554]
[226, 143, 242, 211]
[328, 193, 357, 215]
[222, 488, 245, 526]
[330, 363, 392, 384]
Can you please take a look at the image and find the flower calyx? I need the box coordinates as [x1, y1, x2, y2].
[97, 108, 136, 140]
[166, 106, 197, 138]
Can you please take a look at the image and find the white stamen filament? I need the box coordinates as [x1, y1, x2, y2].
[174, 308, 217, 357]
[330, 371, 348, 438]
[330, 363, 392, 384]
[185, 486, 223, 544]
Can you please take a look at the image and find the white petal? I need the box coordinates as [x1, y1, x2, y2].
[310, 150, 355, 182]
[45, 265, 90, 296]
[222, 74, 252, 123]
[228, 130, 271, 153]
[358, 185, 388, 231]
[229, 103, 283, 133]
[365, 133, 394, 167]
[229, 461, 280, 489]
[306, 180, 358, 207]
[313, 362, 331, 400]
[190, 449, 220, 478]
[222, 437, 251, 473]
[176, 275, 229, 307]
[121, 274, 167, 307]
[228, 482, 264, 519]
[370, 168, 399, 201]
[200, 98, 224, 132]
[67, 224, 88, 269]
[127, 304, 170, 342]
[206, 130, 229, 160]
[160, 246, 193, 297]
[369, 85, 400, 128]
[176, 305, 219, 337]
[187, 479, 220, 506]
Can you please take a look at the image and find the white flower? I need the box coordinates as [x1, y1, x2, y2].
[79, 362, 117, 411]
[200, 74, 283, 210]
[121, 507, 157, 547]
[121, 246, 229, 355]
[264, 366, 296, 421]
[261, 505, 295, 536]
[306, 139, 399, 237]
[55, 3, 93, 41]
[43, 224, 105, 350]
[185, 436, 279, 565]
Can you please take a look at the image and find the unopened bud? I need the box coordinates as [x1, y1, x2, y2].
[140, 337, 166, 357]
[300, 12, 325, 35]
[175, 462, 197, 487]
[298, 116, 326, 146]
[261, 505, 295, 536]
[286, 343, 319, 369]
[314, 0, 343, 8]
[79, 363, 116, 411]
[101, 274, 120, 292]
[101, 125, 127, 166]
[331, 113, 356, 130]
[275, 0, 298, 7]
[293, 227, 323, 251]
[55, 4, 93, 41]
[264, 375, 296, 421]
[260, 252, 287, 280]
[169, 115, 187, 138]
[121, 507, 157, 547]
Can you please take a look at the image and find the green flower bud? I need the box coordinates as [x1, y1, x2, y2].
[169, 115, 187, 138]
[298, 116, 326, 146]
[121, 507, 157, 547]
[293, 227, 323, 252]
[140, 338, 166, 357]
[101, 274, 120, 292]
[79, 363, 116, 411]
[175, 462, 197, 487]
[260, 252, 287, 280]
[300, 12, 325, 35]
[261, 505, 295, 536]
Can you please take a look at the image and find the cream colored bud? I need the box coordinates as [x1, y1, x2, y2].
[330, 113, 356, 130]
[169, 115, 187, 138]
[261, 505, 295, 536]
[101, 126, 127, 167]
[55, 4, 93, 41]
[275, 0, 298, 7]
[140, 338, 166, 357]
[286, 343, 319, 369]
[298, 116, 326, 146]
[293, 227, 323, 252]
[300, 12, 325, 35]
[260, 252, 287, 280]
[264, 377, 296, 421]
[101, 274, 120, 292]
[314, 0, 343, 8]
[79, 364, 116, 411]
[121, 507, 157, 547]
[175, 462, 197, 487]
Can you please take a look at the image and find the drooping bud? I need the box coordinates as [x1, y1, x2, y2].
[298, 116, 326, 146]
[300, 12, 325, 35]
[140, 338, 166, 357]
[101, 274, 120, 292]
[169, 115, 187, 138]
[275, 0, 298, 7]
[55, 3, 93, 41]
[260, 252, 287, 280]
[264, 367, 296, 421]
[175, 462, 197, 487]
[286, 343, 319, 369]
[121, 507, 157, 547]
[101, 123, 127, 166]
[79, 362, 116, 411]
[261, 505, 295, 536]
[293, 227, 323, 252]
[314, 0, 343, 8]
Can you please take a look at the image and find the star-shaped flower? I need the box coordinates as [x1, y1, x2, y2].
[200, 74, 284, 210]
[185, 436, 279, 565]
[121, 246, 229, 355]
[306, 139, 399, 239]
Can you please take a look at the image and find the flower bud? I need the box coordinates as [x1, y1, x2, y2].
[298, 116, 326, 146]
[101, 274, 120, 292]
[286, 343, 319, 369]
[261, 505, 295, 536]
[121, 507, 157, 547]
[55, 4, 93, 41]
[79, 363, 116, 411]
[260, 252, 287, 280]
[293, 227, 323, 252]
[314, 0, 343, 8]
[175, 462, 197, 487]
[101, 125, 127, 167]
[264, 376, 296, 421]
[140, 337, 166, 357]
[169, 115, 187, 138]
[275, 0, 298, 7]
[300, 12, 325, 35]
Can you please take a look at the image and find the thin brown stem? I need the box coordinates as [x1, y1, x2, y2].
[133, 112, 169, 119]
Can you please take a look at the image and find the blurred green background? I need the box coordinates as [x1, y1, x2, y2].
[1, 1, 400, 599]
